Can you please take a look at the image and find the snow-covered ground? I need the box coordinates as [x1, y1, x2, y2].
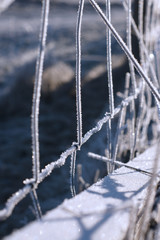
[5, 145, 160, 240]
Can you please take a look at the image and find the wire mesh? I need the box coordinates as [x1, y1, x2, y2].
[0, 0, 160, 227]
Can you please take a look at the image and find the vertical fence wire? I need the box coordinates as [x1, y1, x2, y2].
[70, 150, 77, 197]
[106, 0, 114, 115]
[76, 0, 84, 148]
[106, 118, 112, 173]
[31, 0, 50, 184]
[105, 0, 114, 173]
[70, 0, 85, 196]
[31, 0, 50, 217]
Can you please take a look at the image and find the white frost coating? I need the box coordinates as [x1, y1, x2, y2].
[0, 83, 142, 220]
[70, 150, 77, 197]
[76, 0, 84, 147]
[5, 145, 160, 240]
[0, 0, 15, 13]
[106, 0, 114, 115]
[89, 0, 160, 102]
[31, 0, 50, 183]
[122, 0, 159, 88]
[88, 152, 157, 177]
[0, 185, 31, 221]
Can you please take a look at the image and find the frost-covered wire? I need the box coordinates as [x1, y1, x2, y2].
[0, 185, 31, 221]
[70, 150, 77, 197]
[0, 83, 143, 220]
[1, 0, 160, 224]
[88, 0, 160, 102]
[106, 118, 112, 173]
[88, 152, 156, 177]
[76, 0, 84, 148]
[69, 0, 85, 197]
[31, 0, 50, 184]
[106, 0, 114, 115]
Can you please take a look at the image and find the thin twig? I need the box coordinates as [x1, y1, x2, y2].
[88, 152, 159, 177]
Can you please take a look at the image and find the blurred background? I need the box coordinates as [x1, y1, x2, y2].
[0, 0, 129, 237]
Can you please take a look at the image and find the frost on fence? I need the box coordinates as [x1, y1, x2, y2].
[0, 0, 160, 224]
[0, 0, 15, 13]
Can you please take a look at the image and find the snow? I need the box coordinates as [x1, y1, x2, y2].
[5, 145, 160, 240]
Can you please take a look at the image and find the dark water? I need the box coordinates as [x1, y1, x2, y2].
[0, 1, 128, 238]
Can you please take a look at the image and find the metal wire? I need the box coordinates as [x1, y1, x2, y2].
[0, 0, 160, 223]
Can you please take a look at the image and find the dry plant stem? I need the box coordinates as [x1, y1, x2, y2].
[88, 0, 160, 103]
[141, 108, 151, 146]
[112, 105, 125, 168]
[132, 81, 145, 156]
[31, 0, 50, 184]
[154, 1, 160, 29]
[155, 42, 160, 84]
[126, 205, 138, 240]
[141, 88, 152, 145]
[138, 0, 145, 67]
[88, 152, 157, 177]
[146, 0, 153, 54]
[150, 1, 157, 53]
[138, 140, 160, 240]
[79, 177, 90, 189]
[136, 0, 146, 155]
[94, 169, 100, 183]
[144, 0, 152, 51]
[77, 164, 83, 193]
[123, 0, 159, 88]
[117, 73, 130, 159]
[76, 0, 84, 148]
[129, 99, 136, 160]
[106, 0, 114, 115]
